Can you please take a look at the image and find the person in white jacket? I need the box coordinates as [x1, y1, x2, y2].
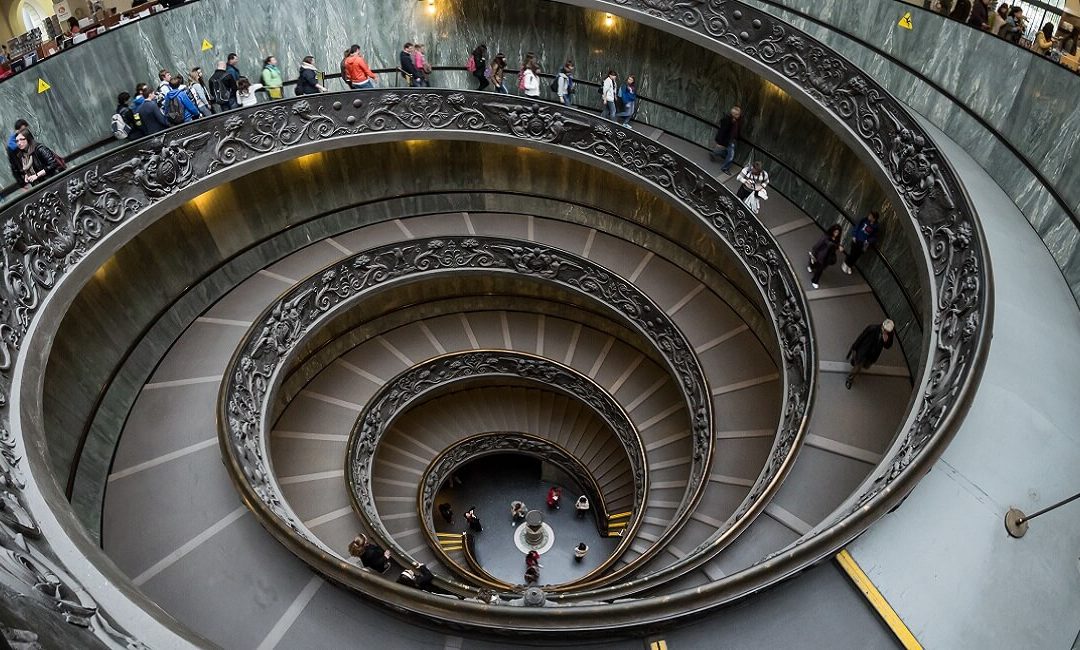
[601, 69, 618, 120]
[736, 161, 770, 215]
[235, 77, 264, 108]
[522, 61, 541, 98]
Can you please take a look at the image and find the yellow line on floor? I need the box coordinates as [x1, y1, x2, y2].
[835, 549, 922, 650]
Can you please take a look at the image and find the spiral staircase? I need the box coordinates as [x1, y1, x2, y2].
[0, 1, 1016, 649]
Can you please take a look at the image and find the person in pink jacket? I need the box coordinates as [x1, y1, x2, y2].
[412, 43, 430, 87]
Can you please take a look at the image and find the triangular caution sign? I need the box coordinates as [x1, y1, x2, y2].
[36, 78, 50, 94]
[898, 12, 913, 30]
[201, 39, 213, 52]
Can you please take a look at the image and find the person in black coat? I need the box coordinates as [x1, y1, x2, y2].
[471, 44, 489, 91]
[808, 224, 843, 289]
[399, 43, 420, 87]
[116, 92, 143, 139]
[348, 534, 392, 572]
[397, 562, 438, 591]
[967, 0, 990, 30]
[207, 62, 238, 110]
[13, 128, 63, 187]
[708, 105, 742, 174]
[949, 0, 972, 22]
[296, 56, 326, 95]
[846, 319, 895, 389]
[464, 507, 483, 533]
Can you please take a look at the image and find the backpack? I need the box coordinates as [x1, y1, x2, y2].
[165, 95, 186, 125]
[110, 112, 130, 139]
[465, 55, 476, 73]
[518, 69, 527, 91]
[209, 73, 231, 105]
[549, 74, 559, 94]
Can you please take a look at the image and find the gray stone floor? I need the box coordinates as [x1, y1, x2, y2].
[433, 455, 618, 586]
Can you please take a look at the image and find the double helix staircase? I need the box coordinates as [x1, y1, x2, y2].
[99, 180, 910, 643]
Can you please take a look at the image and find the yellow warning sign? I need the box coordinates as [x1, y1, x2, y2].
[36, 78, 50, 94]
[201, 39, 213, 52]
[898, 12, 913, 30]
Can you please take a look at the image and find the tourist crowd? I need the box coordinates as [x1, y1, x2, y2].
[104, 43, 642, 143]
[930, 1, 1077, 59]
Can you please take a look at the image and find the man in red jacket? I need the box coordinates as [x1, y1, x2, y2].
[344, 44, 378, 89]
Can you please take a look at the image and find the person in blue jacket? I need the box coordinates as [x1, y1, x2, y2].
[162, 77, 201, 124]
[136, 86, 169, 135]
[841, 211, 882, 274]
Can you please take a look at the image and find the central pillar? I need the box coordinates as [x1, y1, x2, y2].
[524, 510, 544, 546]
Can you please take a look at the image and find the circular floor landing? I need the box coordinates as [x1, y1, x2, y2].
[434, 456, 617, 585]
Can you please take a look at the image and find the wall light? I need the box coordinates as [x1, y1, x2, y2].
[427, 0, 436, 15]
[604, 13, 614, 27]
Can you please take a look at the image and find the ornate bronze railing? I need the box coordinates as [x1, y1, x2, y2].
[210, 96, 815, 602]
[224, 235, 713, 578]
[341, 350, 646, 588]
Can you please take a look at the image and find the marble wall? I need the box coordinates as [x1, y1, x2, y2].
[743, 0, 1080, 301]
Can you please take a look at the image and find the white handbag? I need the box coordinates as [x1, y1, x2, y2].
[743, 192, 760, 215]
